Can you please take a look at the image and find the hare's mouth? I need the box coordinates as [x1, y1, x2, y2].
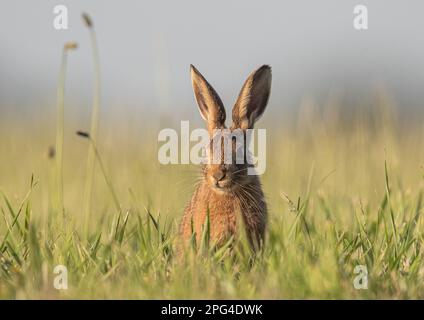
[212, 180, 235, 193]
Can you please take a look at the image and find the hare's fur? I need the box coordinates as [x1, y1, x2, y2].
[180, 176, 267, 249]
[179, 65, 272, 251]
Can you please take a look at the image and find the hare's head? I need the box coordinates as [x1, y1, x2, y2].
[190, 64, 272, 194]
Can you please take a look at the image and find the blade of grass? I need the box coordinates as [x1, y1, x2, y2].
[82, 12, 102, 230]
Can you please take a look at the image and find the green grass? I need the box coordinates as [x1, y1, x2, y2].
[55, 42, 78, 215]
[81, 12, 102, 230]
[1, 97, 424, 299]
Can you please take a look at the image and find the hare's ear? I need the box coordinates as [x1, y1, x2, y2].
[190, 65, 226, 131]
[232, 65, 272, 130]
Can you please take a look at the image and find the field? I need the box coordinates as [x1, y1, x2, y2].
[2, 87, 424, 299]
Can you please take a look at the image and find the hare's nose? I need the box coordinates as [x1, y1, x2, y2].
[213, 170, 226, 182]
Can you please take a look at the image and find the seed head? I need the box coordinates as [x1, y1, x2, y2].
[47, 145, 56, 159]
[76, 131, 91, 139]
[64, 42, 78, 51]
[82, 13, 93, 28]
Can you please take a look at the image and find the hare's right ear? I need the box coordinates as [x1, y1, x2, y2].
[190, 65, 226, 132]
[232, 65, 271, 130]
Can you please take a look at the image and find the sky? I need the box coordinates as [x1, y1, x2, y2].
[1, 0, 424, 119]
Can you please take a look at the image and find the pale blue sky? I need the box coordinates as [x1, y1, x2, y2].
[1, 0, 424, 118]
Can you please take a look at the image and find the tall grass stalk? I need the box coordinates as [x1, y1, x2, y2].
[77, 131, 121, 213]
[55, 42, 77, 214]
[82, 13, 101, 230]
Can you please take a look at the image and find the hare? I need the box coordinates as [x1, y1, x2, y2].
[179, 64, 272, 252]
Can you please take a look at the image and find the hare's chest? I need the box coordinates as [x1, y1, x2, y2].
[198, 196, 240, 246]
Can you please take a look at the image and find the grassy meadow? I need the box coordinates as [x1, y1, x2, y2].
[1, 15, 424, 299]
[2, 89, 424, 299]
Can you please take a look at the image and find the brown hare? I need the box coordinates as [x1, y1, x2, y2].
[179, 64, 272, 253]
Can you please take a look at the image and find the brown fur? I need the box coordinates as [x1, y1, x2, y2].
[179, 176, 267, 249]
[179, 64, 272, 252]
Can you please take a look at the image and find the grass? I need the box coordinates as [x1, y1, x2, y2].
[81, 13, 102, 231]
[1, 98, 424, 299]
[55, 42, 77, 215]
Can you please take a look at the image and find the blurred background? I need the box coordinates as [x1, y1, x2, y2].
[1, 0, 424, 119]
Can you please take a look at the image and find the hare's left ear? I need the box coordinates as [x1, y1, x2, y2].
[190, 65, 226, 133]
[232, 65, 272, 130]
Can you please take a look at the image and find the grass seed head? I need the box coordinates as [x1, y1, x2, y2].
[76, 130, 91, 139]
[82, 13, 93, 28]
[47, 145, 56, 159]
[64, 42, 78, 51]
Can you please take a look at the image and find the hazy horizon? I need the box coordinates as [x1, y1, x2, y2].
[1, 0, 424, 119]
